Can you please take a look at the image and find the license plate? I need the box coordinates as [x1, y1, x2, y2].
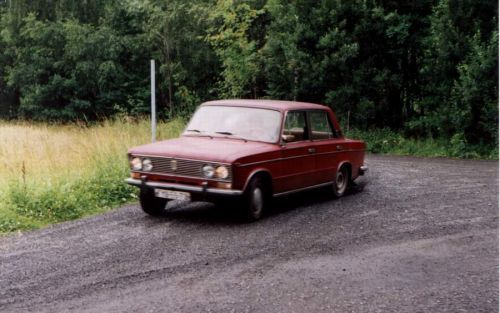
[154, 189, 191, 201]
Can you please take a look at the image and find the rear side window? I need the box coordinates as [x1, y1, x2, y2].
[310, 111, 334, 140]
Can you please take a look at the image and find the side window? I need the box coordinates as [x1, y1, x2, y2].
[282, 111, 308, 142]
[310, 111, 334, 140]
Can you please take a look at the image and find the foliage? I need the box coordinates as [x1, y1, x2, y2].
[345, 128, 496, 159]
[408, 0, 498, 146]
[0, 0, 497, 151]
[144, 0, 218, 118]
[451, 30, 498, 146]
[207, 0, 266, 98]
[3, 15, 126, 120]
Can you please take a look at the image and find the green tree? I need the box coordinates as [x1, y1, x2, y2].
[0, 0, 497, 159]
[144, 0, 219, 117]
[451, 30, 498, 146]
[4, 14, 127, 120]
[411, 0, 498, 140]
[207, 0, 266, 98]
[263, 0, 313, 101]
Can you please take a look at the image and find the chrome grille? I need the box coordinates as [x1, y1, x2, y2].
[132, 156, 232, 181]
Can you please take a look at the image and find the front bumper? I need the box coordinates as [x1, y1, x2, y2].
[359, 164, 368, 175]
[125, 178, 243, 198]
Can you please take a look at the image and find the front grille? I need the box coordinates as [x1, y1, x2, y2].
[132, 156, 232, 182]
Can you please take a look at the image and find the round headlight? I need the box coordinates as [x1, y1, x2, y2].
[202, 164, 215, 178]
[215, 166, 229, 179]
[131, 157, 142, 171]
[142, 158, 153, 171]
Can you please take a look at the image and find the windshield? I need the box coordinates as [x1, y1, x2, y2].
[184, 106, 282, 143]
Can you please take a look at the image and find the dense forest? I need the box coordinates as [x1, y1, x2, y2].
[0, 0, 498, 152]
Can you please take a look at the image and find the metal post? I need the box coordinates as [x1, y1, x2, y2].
[151, 60, 156, 143]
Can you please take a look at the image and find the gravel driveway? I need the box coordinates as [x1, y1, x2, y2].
[0, 155, 498, 313]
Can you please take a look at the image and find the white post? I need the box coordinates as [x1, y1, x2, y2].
[151, 59, 156, 143]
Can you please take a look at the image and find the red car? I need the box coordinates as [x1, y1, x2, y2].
[126, 100, 367, 221]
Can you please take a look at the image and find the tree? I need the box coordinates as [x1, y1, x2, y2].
[0, 0, 497, 158]
[410, 0, 498, 144]
[451, 29, 498, 146]
[4, 14, 128, 120]
[207, 0, 266, 98]
[144, 0, 219, 117]
[263, 0, 313, 101]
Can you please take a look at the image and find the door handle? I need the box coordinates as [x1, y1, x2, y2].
[308, 148, 316, 154]
[336, 145, 343, 151]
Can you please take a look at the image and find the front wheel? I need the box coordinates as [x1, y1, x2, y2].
[242, 178, 267, 222]
[139, 189, 168, 216]
[333, 166, 350, 197]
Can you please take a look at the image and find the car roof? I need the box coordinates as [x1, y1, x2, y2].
[201, 99, 329, 112]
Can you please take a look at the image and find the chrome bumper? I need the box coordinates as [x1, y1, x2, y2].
[125, 178, 243, 196]
[359, 164, 368, 175]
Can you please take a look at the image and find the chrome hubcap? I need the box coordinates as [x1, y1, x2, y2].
[252, 188, 263, 214]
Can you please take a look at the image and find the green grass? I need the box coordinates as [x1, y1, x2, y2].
[345, 128, 498, 159]
[0, 118, 185, 233]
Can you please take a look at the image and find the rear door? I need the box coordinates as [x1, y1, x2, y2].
[274, 110, 316, 193]
[308, 110, 341, 183]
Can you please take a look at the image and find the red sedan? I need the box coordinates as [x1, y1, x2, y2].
[126, 99, 367, 221]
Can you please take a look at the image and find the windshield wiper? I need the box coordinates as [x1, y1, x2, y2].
[185, 129, 214, 138]
[214, 131, 247, 142]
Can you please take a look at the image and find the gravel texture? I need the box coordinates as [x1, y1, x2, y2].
[0, 155, 498, 313]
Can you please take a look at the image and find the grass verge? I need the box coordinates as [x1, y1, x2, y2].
[0, 118, 184, 233]
[345, 128, 498, 160]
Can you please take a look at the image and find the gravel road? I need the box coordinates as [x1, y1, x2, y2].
[0, 155, 498, 313]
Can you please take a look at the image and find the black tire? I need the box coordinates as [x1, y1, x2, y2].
[333, 165, 350, 198]
[139, 189, 168, 216]
[242, 177, 267, 222]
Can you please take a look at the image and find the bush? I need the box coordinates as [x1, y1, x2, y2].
[345, 128, 496, 159]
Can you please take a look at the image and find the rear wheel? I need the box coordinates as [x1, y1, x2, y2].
[139, 189, 168, 216]
[333, 165, 349, 197]
[242, 177, 267, 222]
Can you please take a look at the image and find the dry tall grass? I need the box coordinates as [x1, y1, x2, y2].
[0, 118, 185, 232]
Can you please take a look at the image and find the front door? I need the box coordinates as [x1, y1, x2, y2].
[275, 111, 316, 193]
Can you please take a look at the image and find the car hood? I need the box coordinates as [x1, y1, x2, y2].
[128, 135, 277, 163]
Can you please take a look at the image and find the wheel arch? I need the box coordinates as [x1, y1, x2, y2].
[337, 161, 352, 180]
[242, 169, 274, 195]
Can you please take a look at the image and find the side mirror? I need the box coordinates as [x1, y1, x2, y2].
[281, 134, 295, 143]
